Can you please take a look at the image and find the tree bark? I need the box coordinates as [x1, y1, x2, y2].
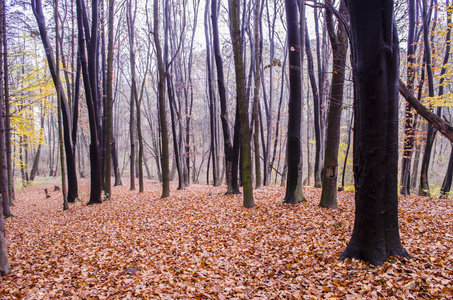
[154, 0, 170, 198]
[263, 0, 277, 186]
[205, 1, 219, 187]
[418, 0, 438, 197]
[400, 0, 417, 195]
[269, 49, 287, 182]
[340, 0, 410, 266]
[319, 0, 348, 209]
[111, 137, 122, 186]
[282, 0, 305, 204]
[0, 0, 10, 218]
[104, 0, 115, 198]
[29, 108, 45, 181]
[313, 4, 325, 189]
[2, 0, 12, 204]
[76, 0, 103, 204]
[127, 0, 136, 191]
[31, 0, 79, 203]
[211, 0, 236, 193]
[55, 0, 69, 211]
[440, 143, 453, 197]
[230, 0, 254, 207]
[252, 0, 262, 189]
[304, 24, 322, 188]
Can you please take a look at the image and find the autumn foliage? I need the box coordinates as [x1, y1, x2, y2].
[1, 181, 452, 298]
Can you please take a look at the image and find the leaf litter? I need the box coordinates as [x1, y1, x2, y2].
[1, 181, 452, 299]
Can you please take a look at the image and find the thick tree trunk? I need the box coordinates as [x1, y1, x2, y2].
[319, 0, 348, 209]
[230, 0, 254, 207]
[282, 0, 305, 204]
[340, 0, 410, 266]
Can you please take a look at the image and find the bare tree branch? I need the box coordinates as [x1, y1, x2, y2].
[399, 79, 453, 142]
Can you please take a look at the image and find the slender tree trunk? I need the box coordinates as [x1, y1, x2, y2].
[304, 25, 322, 188]
[211, 0, 236, 193]
[314, 5, 325, 162]
[111, 137, 122, 186]
[2, 0, 12, 204]
[264, 0, 276, 186]
[319, 0, 348, 209]
[104, 0, 115, 198]
[128, 1, 136, 191]
[168, 73, 185, 189]
[135, 101, 144, 192]
[230, 0, 254, 207]
[440, 144, 453, 197]
[31, 0, 78, 203]
[0, 0, 10, 218]
[0, 206, 8, 275]
[205, 1, 219, 187]
[419, 0, 438, 197]
[400, 0, 417, 195]
[340, 110, 353, 190]
[252, 0, 262, 189]
[55, 0, 69, 210]
[72, 54, 81, 156]
[0, 31, 9, 267]
[29, 109, 45, 181]
[269, 48, 287, 181]
[154, 0, 170, 198]
[185, 0, 200, 187]
[0, 26, 9, 274]
[283, 0, 305, 204]
[76, 0, 103, 204]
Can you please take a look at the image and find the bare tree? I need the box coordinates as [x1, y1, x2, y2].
[319, 0, 349, 209]
[282, 0, 305, 204]
[230, 0, 254, 207]
[340, 0, 410, 266]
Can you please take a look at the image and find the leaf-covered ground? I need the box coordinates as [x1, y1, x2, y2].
[1, 181, 452, 299]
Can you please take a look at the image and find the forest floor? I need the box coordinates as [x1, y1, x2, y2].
[0, 179, 452, 299]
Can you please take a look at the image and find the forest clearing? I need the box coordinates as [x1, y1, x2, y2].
[0, 180, 452, 299]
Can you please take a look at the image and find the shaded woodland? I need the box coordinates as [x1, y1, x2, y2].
[0, 0, 452, 277]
